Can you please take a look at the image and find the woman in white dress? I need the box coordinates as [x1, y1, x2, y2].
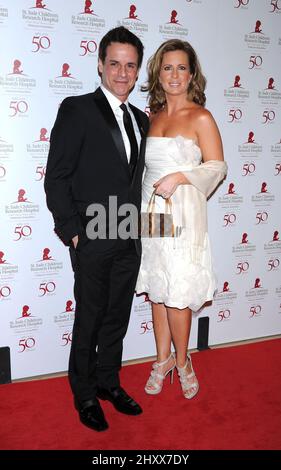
[136, 39, 227, 399]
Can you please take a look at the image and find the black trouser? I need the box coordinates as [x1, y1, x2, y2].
[68, 237, 140, 403]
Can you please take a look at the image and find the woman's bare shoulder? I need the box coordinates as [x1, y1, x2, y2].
[192, 106, 212, 120]
[189, 108, 218, 133]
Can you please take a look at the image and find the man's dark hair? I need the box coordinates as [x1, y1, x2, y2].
[98, 26, 144, 68]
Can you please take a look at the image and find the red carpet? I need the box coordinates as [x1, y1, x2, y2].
[0, 339, 281, 450]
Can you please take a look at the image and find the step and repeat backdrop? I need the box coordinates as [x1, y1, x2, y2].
[0, 0, 280, 380]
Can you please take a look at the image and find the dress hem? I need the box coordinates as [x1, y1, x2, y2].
[135, 289, 215, 312]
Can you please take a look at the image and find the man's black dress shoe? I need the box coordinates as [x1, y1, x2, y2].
[96, 386, 142, 415]
[74, 398, 108, 431]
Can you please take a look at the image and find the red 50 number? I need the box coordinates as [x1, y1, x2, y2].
[262, 110, 275, 124]
[80, 40, 97, 56]
[217, 310, 231, 322]
[249, 55, 262, 69]
[223, 213, 236, 226]
[270, 0, 281, 12]
[39, 282, 56, 297]
[32, 35, 50, 52]
[250, 305, 261, 317]
[228, 108, 242, 122]
[236, 261, 249, 274]
[235, 0, 249, 7]
[274, 163, 281, 175]
[35, 166, 46, 181]
[19, 337, 35, 353]
[140, 320, 153, 334]
[242, 162, 256, 176]
[0, 286, 11, 298]
[62, 332, 72, 346]
[268, 258, 280, 271]
[9, 101, 28, 117]
[256, 212, 268, 224]
[14, 225, 32, 241]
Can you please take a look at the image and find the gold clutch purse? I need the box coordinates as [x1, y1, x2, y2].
[140, 190, 175, 238]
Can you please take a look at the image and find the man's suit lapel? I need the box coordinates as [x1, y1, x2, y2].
[93, 88, 130, 177]
[129, 105, 145, 139]
[129, 105, 147, 186]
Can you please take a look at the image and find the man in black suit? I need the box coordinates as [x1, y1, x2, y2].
[44, 27, 149, 431]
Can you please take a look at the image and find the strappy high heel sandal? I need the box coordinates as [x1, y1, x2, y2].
[145, 353, 176, 395]
[176, 353, 199, 399]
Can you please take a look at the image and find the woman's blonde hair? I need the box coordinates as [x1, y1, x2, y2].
[142, 39, 206, 113]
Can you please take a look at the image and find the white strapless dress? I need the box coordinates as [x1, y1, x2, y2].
[135, 135, 227, 312]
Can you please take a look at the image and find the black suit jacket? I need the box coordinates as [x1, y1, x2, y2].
[45, 87, 149, 249]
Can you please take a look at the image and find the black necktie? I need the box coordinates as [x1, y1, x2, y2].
[120, 103, 138, 175]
